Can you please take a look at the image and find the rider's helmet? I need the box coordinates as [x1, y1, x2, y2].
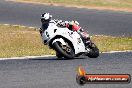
[41, 13, 52, 23]
[41, 13, 52, 29]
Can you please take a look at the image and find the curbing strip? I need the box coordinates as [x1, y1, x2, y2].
[0, 50, 132, 60]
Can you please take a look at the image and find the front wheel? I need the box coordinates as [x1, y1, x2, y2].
[87, 43, 99, 58]
[53, 40, 75, 59]
[56, 52, 63, 58]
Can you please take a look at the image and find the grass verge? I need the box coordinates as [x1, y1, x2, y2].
[0, 24, 132, 58]
[13, 0, 132, 12]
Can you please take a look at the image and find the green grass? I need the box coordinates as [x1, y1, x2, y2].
[15, 0, 132, 10]
[0, 24, 132, 58]
[0, 24, 55, 58]
[92, 35, 132, 52]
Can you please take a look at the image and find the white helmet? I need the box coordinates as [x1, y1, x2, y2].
[41, 13, 52, 22]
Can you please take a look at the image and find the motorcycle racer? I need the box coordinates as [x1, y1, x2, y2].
[40, 13, 90, 46]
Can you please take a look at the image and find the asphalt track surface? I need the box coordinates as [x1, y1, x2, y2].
[0, 0, 132, 36]
[0, 52, 132, 88]
[0, 0, 132, 88]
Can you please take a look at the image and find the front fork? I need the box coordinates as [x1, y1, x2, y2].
[78, 32, 91, 47]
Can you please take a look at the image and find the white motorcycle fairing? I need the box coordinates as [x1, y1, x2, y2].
[42, 23, 87, 54]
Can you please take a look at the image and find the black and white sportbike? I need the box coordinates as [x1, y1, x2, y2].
[40, 22, 99, 59]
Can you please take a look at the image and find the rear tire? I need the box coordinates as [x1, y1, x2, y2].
[53, 41, 75, 59]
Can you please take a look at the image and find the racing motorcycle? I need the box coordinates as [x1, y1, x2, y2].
[41, 22, 99, 59]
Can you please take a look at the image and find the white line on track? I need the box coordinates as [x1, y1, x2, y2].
[101, 50, 132, 53]
[0, 55, 56, 60]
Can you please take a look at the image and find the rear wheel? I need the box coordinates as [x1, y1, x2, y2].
[53, 40, 75, 59]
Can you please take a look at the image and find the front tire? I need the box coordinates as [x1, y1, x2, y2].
[56, 52, 63, 58]
[53, 41, 75, 59]
[87, 43, 99, 58]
